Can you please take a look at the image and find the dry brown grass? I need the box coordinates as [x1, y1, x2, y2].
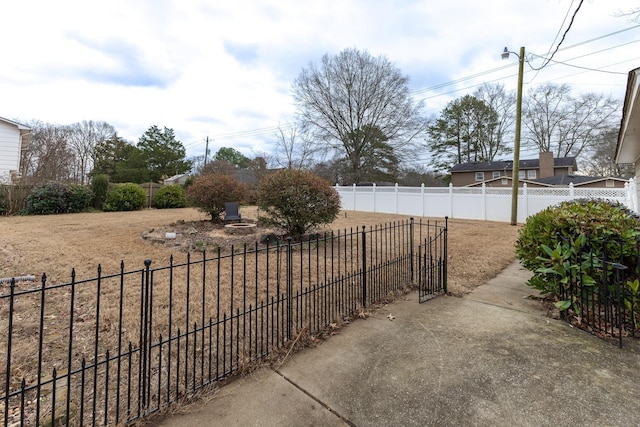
[0, 207, 520, 425]
[0, 207, 520, 293]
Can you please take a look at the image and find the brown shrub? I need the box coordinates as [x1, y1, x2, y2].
[186, 174, 247, 221]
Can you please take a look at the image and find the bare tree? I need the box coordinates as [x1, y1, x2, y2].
[292, 48, 426, 183]
[616, 7, 640, 22]
[582, 125, 634, 177]
[523, 83, 620, 158]
[273, 123, 318, 169]
[523, 83, 572, 155]
[68, 120, 116, 184]
[21, 121, 75, 184]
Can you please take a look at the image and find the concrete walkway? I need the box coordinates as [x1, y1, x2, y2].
[152, 262, 640, 426]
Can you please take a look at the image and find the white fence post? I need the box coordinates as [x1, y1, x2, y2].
[352, 183, 356, 211]
[481, 183, 487, 220]
[421, 183, 425, 217]
[395, 183, 399, 214]
[569, 182, 575, 199]
[372, 183, 377, 213]
[449, 183, 454, 218]
[522, 183, 528, 221]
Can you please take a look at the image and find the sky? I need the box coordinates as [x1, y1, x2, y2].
[2, 0, 639, 166]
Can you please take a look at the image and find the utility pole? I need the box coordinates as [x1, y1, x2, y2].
[204, 136, 209, 166]
[502, 46, 525, 226]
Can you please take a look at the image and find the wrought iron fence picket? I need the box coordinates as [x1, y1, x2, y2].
[0, 218, 447, 426]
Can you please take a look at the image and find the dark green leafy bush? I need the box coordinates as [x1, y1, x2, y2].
[91, 174, 110, 210]
[516, 199, 640, 297]
[103, 183, 146, 211]
[186, 174, 247, 221]
[68, 185, 94, 212]
[256, 169, 341, 240]
[26, 181, 94, 215]
[153, 184, 186, 208]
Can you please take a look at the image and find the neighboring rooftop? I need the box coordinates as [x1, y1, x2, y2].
[450, 156, 577, 172]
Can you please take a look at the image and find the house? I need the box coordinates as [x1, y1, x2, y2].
[0, 117, 31, 183]
[450, 152, 577, 187]
[616, 67, 640, 203]
[163, 173, 190, 186]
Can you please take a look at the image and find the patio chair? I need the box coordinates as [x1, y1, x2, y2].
[224, 202, 242, 224]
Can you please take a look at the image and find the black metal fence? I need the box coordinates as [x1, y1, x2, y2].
[1, 218, 447, 426]
[556, 236, 640, 348]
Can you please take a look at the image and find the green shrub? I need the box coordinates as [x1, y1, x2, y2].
[515, 199, 640, 296]
[91, 174, 110, 210]
[103, 183, 147, 211]
[26, 181, 94, 215]
[186, 174, 247, 221]
[153, 184, 186, 208]
[256, 169, 341, 240]
[68, 185, 94, 213]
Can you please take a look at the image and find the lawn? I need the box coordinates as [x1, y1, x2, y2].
[0, 207, 520, 425]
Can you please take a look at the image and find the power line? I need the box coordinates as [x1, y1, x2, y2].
[202, 24, 637, 145]
[529, 0, 577, 83]
[530, 0, 585, 71]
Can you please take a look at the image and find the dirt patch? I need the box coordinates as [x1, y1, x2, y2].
[140, 219, 283, 252]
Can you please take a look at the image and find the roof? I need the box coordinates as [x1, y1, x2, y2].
[0, 116, 30, 131]
[616, 67, 640, 164]
[465, 176, 552, 187]
[532, 175, 627, 186]
[450, 156, 577, 172]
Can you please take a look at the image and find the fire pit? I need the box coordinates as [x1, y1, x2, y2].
[224, 223, 257, 235]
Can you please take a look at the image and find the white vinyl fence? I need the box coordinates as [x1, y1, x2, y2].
[336, 179, 638, 223]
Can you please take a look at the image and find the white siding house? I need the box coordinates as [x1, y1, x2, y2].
[616, 68, 640, 209]
[0, 117, 31, 183]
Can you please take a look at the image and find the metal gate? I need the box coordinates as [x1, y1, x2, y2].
[417, 218, 448, 303]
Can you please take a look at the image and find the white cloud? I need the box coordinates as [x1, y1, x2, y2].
[1, 0, 637, 159]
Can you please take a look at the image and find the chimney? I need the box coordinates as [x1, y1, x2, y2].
[539, 151, 554, 178]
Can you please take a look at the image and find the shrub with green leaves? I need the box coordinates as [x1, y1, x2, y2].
[256, 169, 341, 240]
[91, 174, 110, 210]
[26, 181, 94, 215]
[515, 199, 640, 296]
[153, 184, 186, 208]
[186, 174, 247, 221]
[103, 183, 147, 211]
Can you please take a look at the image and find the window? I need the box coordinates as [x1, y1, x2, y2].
[606, 179, 614, 188]
[475, 172, 484, 181]
[501, 178, 508, 186]
[518, 170, 525, 179]
[493, 171, 500, 179]
[527, 170, 536, 179]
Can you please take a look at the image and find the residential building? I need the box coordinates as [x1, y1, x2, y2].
[616, 67, 640, 204]
[450, 152, 577, 187]
[0, 117, 31, 183]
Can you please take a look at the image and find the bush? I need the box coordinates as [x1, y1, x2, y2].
[256, 169, 341, 240]
[515, 199, 640, 295]
[153, 184, 186, 208]
[68, 185, 94, 213]
[91, 174, 110, 210]
[103, 183, 147, 211]
[26, 181, 94, 215]
[186, 174, 247, 221]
